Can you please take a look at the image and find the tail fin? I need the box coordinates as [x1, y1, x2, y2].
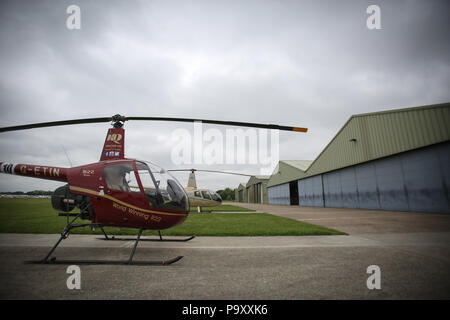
[100, 128, 125, 161]
[187, 171, 197, 188]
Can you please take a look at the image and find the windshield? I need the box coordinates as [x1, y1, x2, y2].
[104, 161, 189, 212]
[136, 161, 189, 212]
[211, 192, 222, 202]
[201, 190, 211, 200]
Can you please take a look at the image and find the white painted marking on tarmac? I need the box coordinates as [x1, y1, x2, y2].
[299, 217, 378, 221]
[120, 242, 134, 248]
[0, 233, 383, 249]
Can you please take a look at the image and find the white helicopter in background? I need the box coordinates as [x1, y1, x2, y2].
[168, 169, 252, 212]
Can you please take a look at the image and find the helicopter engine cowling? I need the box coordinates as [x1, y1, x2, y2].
[51, 184, 94, 220]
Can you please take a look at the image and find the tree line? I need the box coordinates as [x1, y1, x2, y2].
[0, 190, 53, 195]
[216, 188, 235, 201]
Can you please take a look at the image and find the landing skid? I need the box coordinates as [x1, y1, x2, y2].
[25, 213, 183, 266]
[99, 229, 195, 242]
[26, 256, 183, 266]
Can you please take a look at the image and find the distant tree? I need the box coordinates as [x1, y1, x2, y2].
[0, 190, 53, 196]
[216, 188, 235, 201]
[26, 190, 53, 196]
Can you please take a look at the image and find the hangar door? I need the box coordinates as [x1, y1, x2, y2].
[268, 184, 290, 205]
[289, 181, 299, 205]
[318, 142, 450, 213]
[254, 183, 262, 203]
[298, 175, 324, 207]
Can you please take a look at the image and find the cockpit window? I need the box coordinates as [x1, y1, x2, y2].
[201, 191, 211, 200]
[194, 191, 201, 197]
[211, 192, 222, 202]
[104, 163, 134, 192]
[137, 161, 189, 212]
[104, 161, 189, 212]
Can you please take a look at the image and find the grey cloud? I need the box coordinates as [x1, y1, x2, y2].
[0, 0, 449, 192]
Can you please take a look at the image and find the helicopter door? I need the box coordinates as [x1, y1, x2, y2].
[103, 162, 148, 224]
[201, 190, 212, 200]
[104, 163, 142, 194]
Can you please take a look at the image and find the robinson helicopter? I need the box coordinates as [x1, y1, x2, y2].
[0, 115, 307, 265]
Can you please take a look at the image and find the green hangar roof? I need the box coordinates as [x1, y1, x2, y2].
[267, 160, 313, 187]
[246, 175, 270, 187]
[268, 102, 450, 187]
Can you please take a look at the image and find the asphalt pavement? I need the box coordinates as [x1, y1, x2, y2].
[0, 203, 449, 299]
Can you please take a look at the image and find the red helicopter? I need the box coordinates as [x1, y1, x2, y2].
[0, 115, 307, 265]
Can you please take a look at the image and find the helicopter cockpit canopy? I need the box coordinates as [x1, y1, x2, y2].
[210, 191, 222, 202]
[198, 190, 222, 202]
[104, 161, 189, 212]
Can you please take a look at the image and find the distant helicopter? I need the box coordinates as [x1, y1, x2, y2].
[0, 115, 307, 265]
[168, 168, 252, 212]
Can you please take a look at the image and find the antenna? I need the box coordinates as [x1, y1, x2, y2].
[61, 145, 73, 168]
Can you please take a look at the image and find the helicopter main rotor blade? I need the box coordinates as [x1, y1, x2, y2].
[126, 117, 307, 132]
[0, 114, 307, 133]
[0, 117, 113, 133]
[168, 169, 254, 177]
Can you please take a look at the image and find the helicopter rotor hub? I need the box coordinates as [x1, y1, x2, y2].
[111, 114, 126, 128]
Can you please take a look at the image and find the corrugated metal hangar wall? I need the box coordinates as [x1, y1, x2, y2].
[266, 103, 450, 214]
[268, 183, 290, 205]
[298, 142, 449, 213]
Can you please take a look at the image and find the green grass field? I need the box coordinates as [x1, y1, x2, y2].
[0, 198, 346, 236]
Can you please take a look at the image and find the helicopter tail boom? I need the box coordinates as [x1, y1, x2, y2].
[0, 162, 68, 183]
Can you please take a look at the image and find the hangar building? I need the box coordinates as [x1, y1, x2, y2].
[235, 176, 270, 204]
[267, 161, 312, 205]
[266, 103, 450, 214]
[235, 184, 246, 203]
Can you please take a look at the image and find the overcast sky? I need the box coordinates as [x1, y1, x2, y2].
[0, 0, 449, 192]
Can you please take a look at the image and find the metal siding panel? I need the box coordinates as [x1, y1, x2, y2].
[279, 185, 282, 205]
[375, 156, 409, 211]
[437, 143, 450, 209]
[282, 183, 290, 205]
[383, 115, 394, 156]
[298, 179, 306, 206]
[274, 185, 277, 204]
[355, 162, 380, 209]
[268, 187, 274, 204]
[298, 176, 324, 207]
[304, 178, 313, 206]
[324, 171, 343, 207]
[424, 110, 437, 143]
[397, 112, 412, 151]
[402, 145, 449, 213]
[272, 187, 275, 204]
[340, 166, 359, 208]
[314, 175, 325, 207]
[270, 187, 277, 204]
[276, 184, 279, 205]
[437, 107, 450, 138]
[278, 184, 283, 205]
[268, 188, 271, 204]
[308, 176, 317, 206]
[309, 175, 324, 206]
[275, 185, 279, 205]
